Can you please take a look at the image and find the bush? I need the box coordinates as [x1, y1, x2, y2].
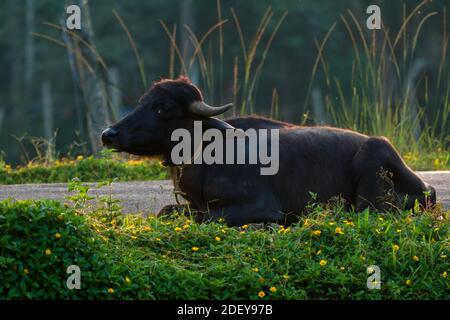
[0, 149, 447, 186]
[0, 155, 168, 185]
[0, 196, 448, 299]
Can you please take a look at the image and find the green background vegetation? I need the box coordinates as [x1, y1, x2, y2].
[0, 154, 168, 184]
[0, 0, 448, 165]
[0, 149, 448, 185]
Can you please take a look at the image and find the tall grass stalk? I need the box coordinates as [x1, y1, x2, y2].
[112, 9, 147, 89]
[306, 1, 450, 155]
[159, 6, 287, 116]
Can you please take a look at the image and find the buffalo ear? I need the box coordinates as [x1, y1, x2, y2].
[203, 117, 236, 131]
[203, 117, 247, 138]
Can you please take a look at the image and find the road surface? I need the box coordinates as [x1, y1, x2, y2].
[0, 171, 448, 214]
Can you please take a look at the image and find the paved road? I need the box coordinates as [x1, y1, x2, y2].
[0, 171, 449, 214]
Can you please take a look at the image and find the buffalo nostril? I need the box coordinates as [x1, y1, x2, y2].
[102, 128, 119, 145]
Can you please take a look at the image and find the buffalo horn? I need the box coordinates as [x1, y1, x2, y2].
[189, 101, 233, 117]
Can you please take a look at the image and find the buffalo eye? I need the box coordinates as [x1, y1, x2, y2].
[157, 104, 175, 118]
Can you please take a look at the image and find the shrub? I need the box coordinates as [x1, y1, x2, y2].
[0, 150, 447, 186]
[0, 155, 168, 185]
[0, 200, 149, 299]
[0, 197, 448, 299]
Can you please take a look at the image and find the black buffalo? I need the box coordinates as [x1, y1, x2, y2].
[102, 77, 436, 226]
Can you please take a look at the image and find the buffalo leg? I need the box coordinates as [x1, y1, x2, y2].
[352, 137, 435, 212]
[206, 199, 284, 227]
[157, 203, 204, 221]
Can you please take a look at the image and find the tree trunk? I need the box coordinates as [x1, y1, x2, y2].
[64, 0, 113, 155]
[41, 81, 54, 141]
[24, 0, 35, 102]
[107, 67, 121, 121]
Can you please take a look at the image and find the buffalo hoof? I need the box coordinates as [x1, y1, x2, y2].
[157, 204, 188, 218]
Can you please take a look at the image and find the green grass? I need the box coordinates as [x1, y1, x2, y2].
[307, 4, 450, 159]
[0, 154, 168, 185]
[0, 149, 447, 186]
[1, 184, 448, 299]
[402, 149, 449, 171]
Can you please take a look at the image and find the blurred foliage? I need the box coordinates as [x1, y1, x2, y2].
[0, 0, 449, 164]
[0, 153, 168, 184]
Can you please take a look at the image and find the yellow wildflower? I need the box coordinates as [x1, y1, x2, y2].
[242, 225, 249, 229]
[215, 236, 221, 241]
[182, 224, 189, 229]
[393, 244, 400, 252]
[125, 276, 131, 284]
[335, 227, 344, 235]
[55, 233, 61, 239]
[329, 221, 335, 226]
[405, 279, 411, 286]
[76, 155, 84, 161]
[442, 272, 448, 278]
[319, 259, 327, 266]
[174, 227, 182, 232]
[23, 268, 29, 275]
[45, 249, 52, 256]
[312, 230, 322, 236]
[270, 287, 277, 293]
[108, 288, 114, 294]
[413, 256, 419, 262]
[434, 158, 440, 167]
[192, 247, 199, 252]
[155, 237, 161, 241]
[252, 267, 259, 273]
[258, 291, 265, 298]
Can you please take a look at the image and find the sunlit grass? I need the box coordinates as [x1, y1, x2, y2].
[1, 194, 448, 299]
[306, 1, 449, 155]
[0, 153, 168, 184]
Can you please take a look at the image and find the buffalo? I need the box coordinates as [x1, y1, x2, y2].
[102, 77, 436, 226]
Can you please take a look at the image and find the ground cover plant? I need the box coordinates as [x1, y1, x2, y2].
[0, 147, 448, 185]
[0, 153, 168, 185]
[0, 182, 448, 299]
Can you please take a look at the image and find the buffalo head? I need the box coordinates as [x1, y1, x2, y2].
[102, 77, 234, 157]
